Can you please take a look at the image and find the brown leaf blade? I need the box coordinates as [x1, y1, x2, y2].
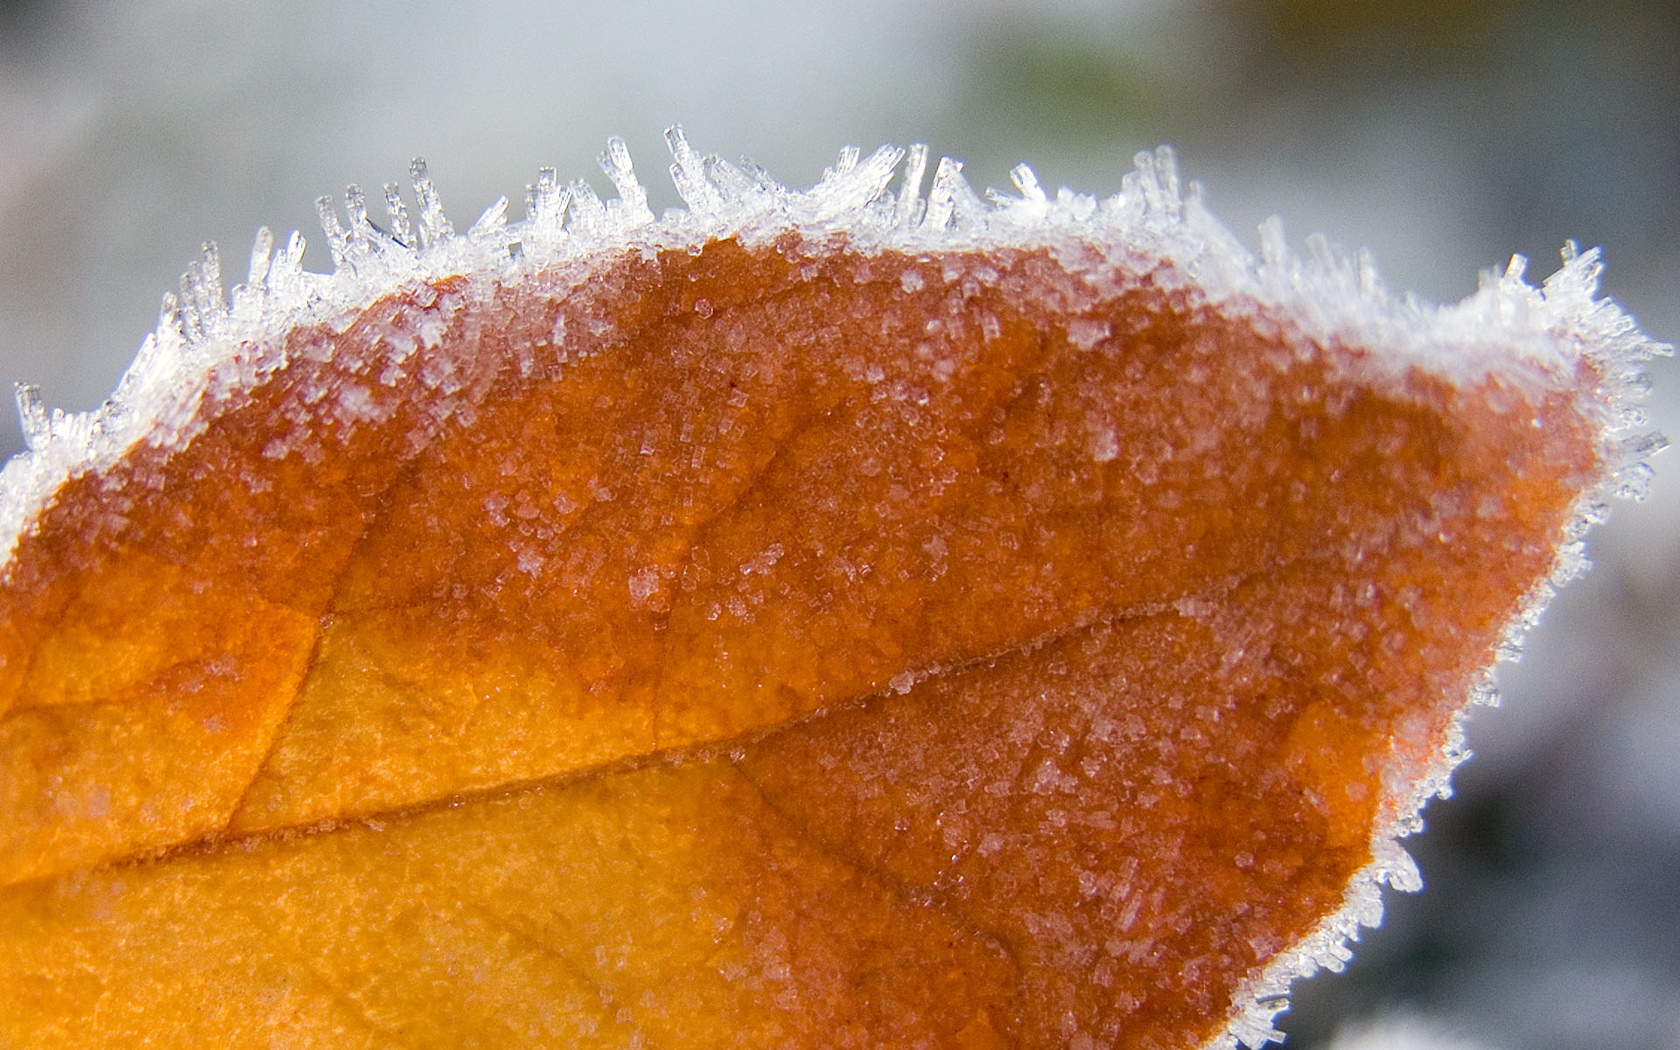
[0, 142, 1656, 1049]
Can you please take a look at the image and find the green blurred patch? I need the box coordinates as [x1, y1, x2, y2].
[940, 30, 1197, 192]
[964, 35, 1175, 146]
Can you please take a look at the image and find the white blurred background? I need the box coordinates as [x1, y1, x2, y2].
[1, 2, 1676, 1047]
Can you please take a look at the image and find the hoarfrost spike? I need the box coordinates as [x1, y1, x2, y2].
[344, 184, 369, 241]
[13, 383, 47, 452]
[809, 144, 904, 222]
[175, 275, 197, 343]
[382, 182, 413, 248]
[923, 156, 964, 230]
[1130, 145, 1183, 219]
[1156, 145, 1182, 215]
[177, 242, 225, 344]
[1010, 163, 1048, 204]
[896, 143, 928, 228]
[525, 167, 567, 238]
[245, 226, 274, 296]
[568, 179, 606, 231]
[948, 165, 987, 224]
[316, 196, 350, 270]
[170, 244, 219, 347]
[1304, 234, 1352, 290]
[735, 156, 786, 196]
[665, 125, 723, 216]
[276, 231, 306, 292]
[704, 157, 763, 205]
[1626, 431, 1671, 458]
[599, 136, 651, 226]
[468, 197, 508, 242]
[154, 290, 181, 347]
[847, 145, 903, 204]
[197, 242, 222, 312]
[180, 257, 218, 344]
[1258, 216, 1292, 272]
[410, 158, 453, 247]
[1357, 248, 1381, 296]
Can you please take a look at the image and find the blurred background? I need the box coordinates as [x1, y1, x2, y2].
[0, 1, 1675, 1047]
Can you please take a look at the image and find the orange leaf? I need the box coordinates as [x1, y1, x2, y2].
[0, 136, 1662, 1049]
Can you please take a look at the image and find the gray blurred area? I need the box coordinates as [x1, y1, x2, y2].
[1, 2, 1676, 1048]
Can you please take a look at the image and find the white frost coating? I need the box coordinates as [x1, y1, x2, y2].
[0, 127, 1667, 1049]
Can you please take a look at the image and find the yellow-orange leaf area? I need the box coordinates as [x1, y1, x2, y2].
[0, 231, 1602, 1050]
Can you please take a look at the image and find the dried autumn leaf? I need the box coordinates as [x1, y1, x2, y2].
[0, 132, 1664, 1050]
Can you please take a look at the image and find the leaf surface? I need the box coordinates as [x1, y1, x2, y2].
[0, 145, 1649, 1050]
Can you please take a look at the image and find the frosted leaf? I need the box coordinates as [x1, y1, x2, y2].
[0, 131, 1665, 1050]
